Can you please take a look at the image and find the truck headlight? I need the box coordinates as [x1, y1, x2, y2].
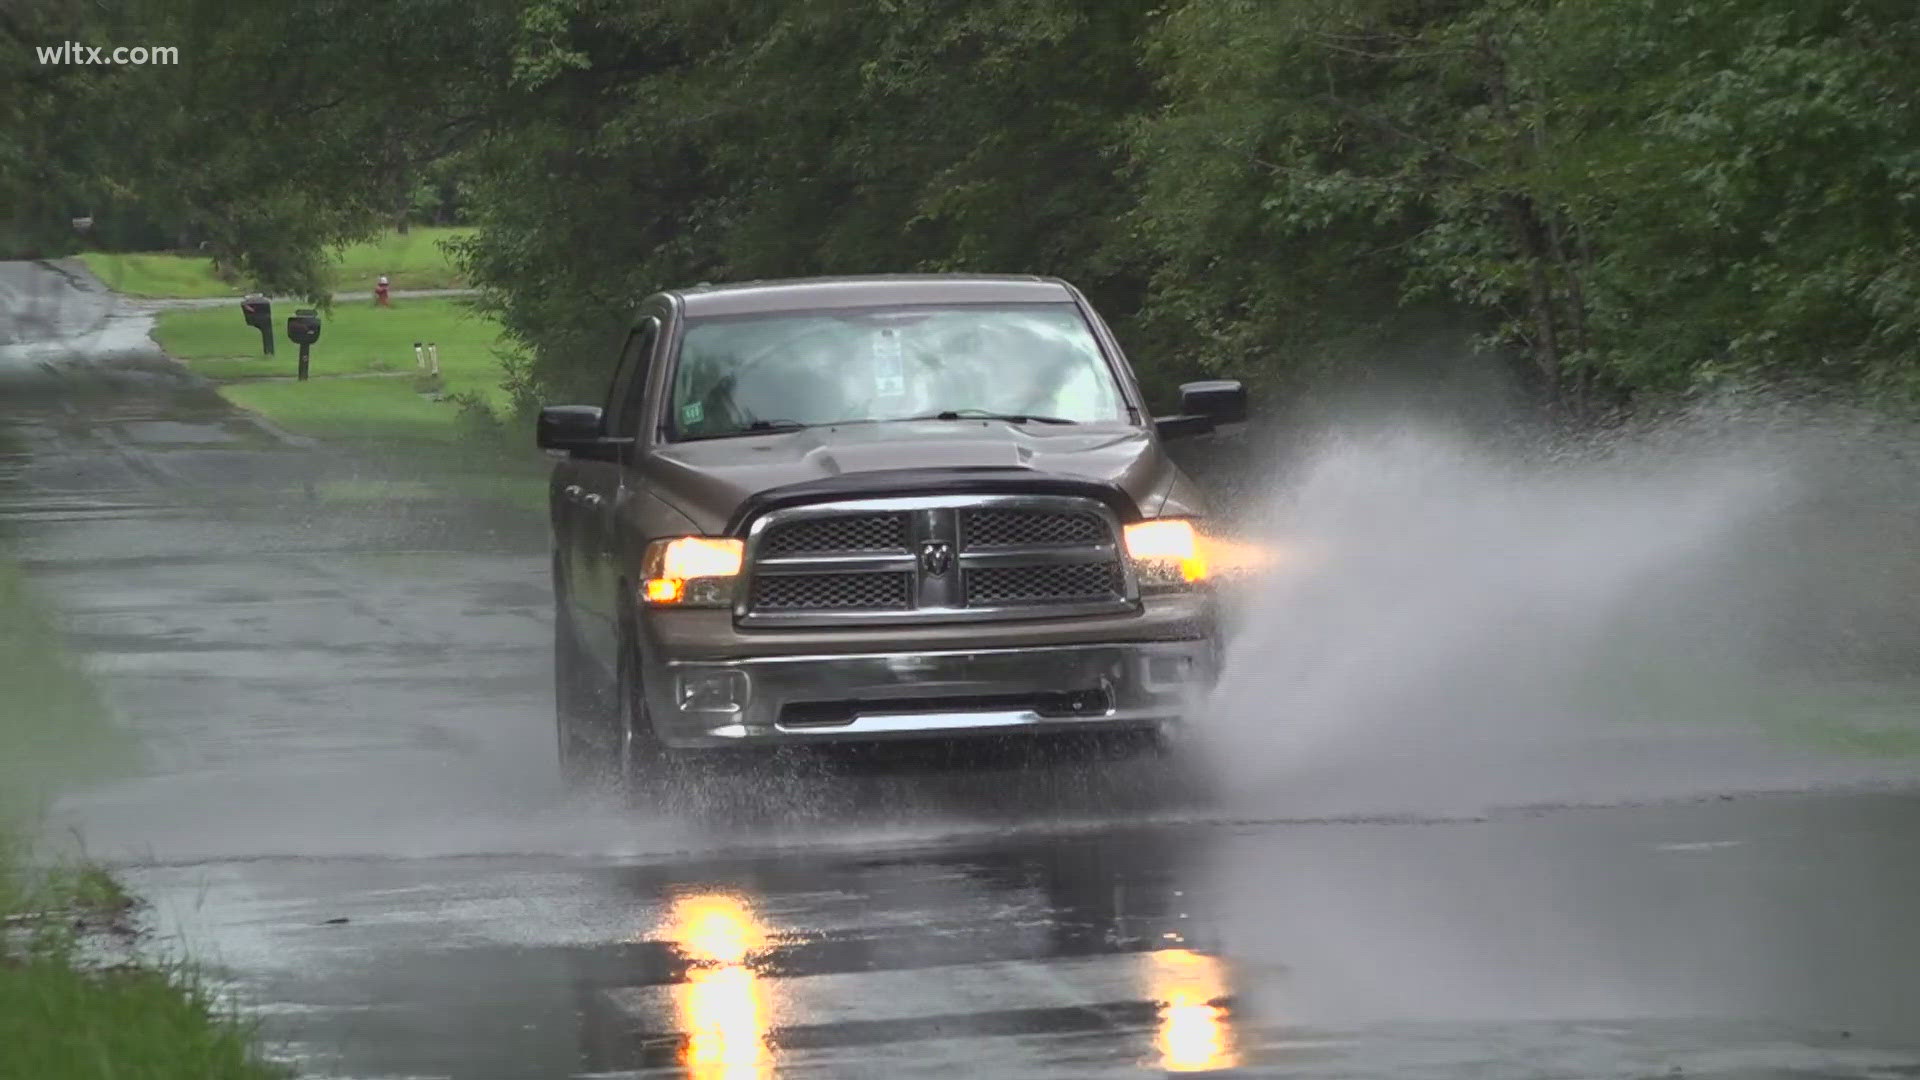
[641, 536, 743, 607]
[1125, 519, 1209, 589]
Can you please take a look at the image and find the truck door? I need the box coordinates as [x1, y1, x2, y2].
[572, 318, 658, 670]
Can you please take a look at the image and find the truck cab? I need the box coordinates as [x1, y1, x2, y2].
[537, 275, 1244, 788]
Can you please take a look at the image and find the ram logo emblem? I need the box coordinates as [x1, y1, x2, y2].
[918, 540, 954, 577]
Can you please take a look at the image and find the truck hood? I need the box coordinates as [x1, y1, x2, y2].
[643, 420, 1181, 534]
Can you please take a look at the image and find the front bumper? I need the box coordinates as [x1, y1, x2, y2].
[643, 639, 1215, 749]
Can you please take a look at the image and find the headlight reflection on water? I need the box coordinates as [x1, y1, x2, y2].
[653, 895, 1239, 1076]
[658, 893, 775, 1080]
[1144, 949, 1239, 1073]
[681, 965, 770, 1079]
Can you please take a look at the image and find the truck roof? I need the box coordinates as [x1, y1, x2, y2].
[670, 274, 1074, 317]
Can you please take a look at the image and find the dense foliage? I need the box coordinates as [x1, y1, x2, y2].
[3, 0, 506, 294]
[10, 0, 1917, 413]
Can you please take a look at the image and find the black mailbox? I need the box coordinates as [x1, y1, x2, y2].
[286, 309, 322, 346]
[240, 295, 270, 328]
[240, 294, 274, 356]
[287, 308, 321, 381]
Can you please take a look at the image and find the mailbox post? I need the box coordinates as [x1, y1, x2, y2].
[240, 294, 274, 357]
[286, 309, 322, 381]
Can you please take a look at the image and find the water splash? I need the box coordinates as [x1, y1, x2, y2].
[1200, 413, 1919, 817]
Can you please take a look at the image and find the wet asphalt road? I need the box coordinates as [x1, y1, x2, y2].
[5, 258, 1920, 1079]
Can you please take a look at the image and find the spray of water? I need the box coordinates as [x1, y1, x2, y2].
[1200, 410, 1920, 819]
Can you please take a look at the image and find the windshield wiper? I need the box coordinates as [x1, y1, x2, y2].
[684, 412, 1077, 441]
[677, 418, 809, 442]
[913, 410, 1077, 425]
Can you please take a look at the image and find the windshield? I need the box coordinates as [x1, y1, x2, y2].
[668, 303, 1128, 439]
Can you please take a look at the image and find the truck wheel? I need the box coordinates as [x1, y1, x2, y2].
[554, 611, 609, 790]
[615, 627, 673, 803]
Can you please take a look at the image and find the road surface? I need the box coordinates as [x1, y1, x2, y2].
[4, 258, 1919, 1078]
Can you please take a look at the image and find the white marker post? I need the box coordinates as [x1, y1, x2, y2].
[427, 342, 440, 376]
[413, 341, 425, 370]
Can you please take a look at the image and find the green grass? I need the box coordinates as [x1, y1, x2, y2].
[154, 297, 548, 513]
[74, 252, 241, 299]
[0, 955, 282, 1080]
[219, 379, 468, 442]
[1587, 650, 1920, 759]
[1748, 681, 1920, 758]
[0, 559, 281, 1079]
[327, 228, 470, 292]
[0, 841, 284, 1080]
[314, 474, 550, 510]
[79, 226, 472, 299]
[0, 561, 131, 821]
[152, 297, 511, 408]
[216, 379, 548, 514]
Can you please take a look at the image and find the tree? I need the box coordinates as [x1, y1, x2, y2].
[18, 0, 1917, 412]
[451, 0, 1159, 407]
[1131, 0, 1920, 414]
[6, 0, 521, 296]
[1, 0, 123, 255]
[1534, 0, 1920, 403]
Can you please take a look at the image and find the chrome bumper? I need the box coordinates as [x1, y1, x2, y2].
[643, 639, 1214, 749]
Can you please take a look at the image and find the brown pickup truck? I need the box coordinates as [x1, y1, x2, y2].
[536, 275, 1245, 789]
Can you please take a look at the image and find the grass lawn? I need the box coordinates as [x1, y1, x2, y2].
[1741, 680, 1920, 758]
[0, 555, 282, 1079]
[217, 380, 549, 513]
[0, 561, 131, 820]
[328, 228, 471, 291]
[0, 838, 283, 1080]
[152, 297, 511, 408]
[73, 252, 239, 299]
[1582, 648, 1920, 759]
[0, 942, 282, 1080]
[220, 379, 471, 443]
[79, 226, 471, 299]
[154, 298, 548, 513]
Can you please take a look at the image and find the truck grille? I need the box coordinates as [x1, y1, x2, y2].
[752, 571, 913, 611]
[739, 494, 1135, 625]
[761, 513, 907, 556]
[961, 508, 1106, 548]
[965, 562, 1124, 605]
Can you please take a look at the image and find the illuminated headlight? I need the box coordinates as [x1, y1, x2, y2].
[641, 536, 742, 607]
[1124, 519, 1209, 590]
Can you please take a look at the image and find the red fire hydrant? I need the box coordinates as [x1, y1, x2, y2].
[374, 275, 391, 307]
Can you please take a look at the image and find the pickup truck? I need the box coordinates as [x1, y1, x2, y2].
[537, 275, 1245, 789]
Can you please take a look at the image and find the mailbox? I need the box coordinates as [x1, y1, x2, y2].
[286, 308, 321, 381]
[286, 309, 322, 346]
[240, 294, 273, 356]
[240, 295, 270, 328]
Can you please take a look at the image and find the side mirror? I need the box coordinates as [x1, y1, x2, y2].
[1153, 379, 1248, 440]
[1179, 379, 1247, 425]
[538, 405, 605, 452]
[1154, 414, 1215, 440]
[537, 405, 636, 458]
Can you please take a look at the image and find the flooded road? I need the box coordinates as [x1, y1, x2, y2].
[5, 258, 1920, 1078]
